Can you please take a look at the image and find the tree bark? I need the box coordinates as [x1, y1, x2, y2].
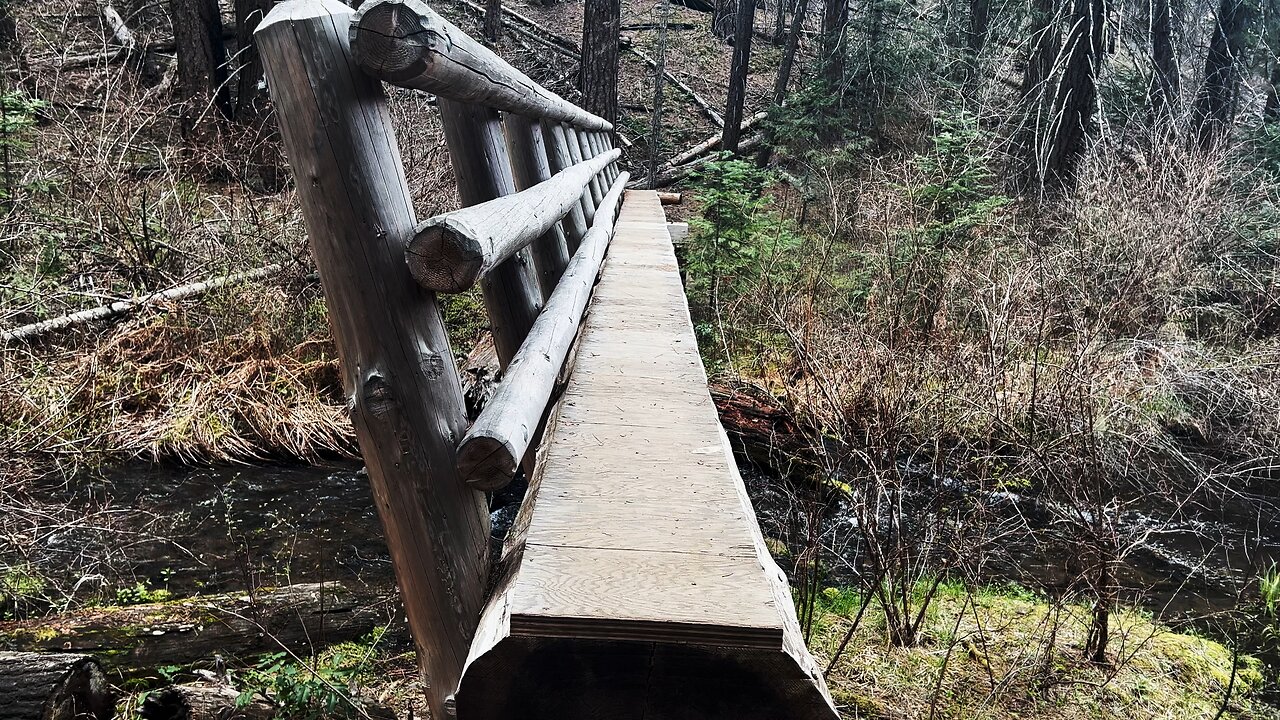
[1040, 0, 1105, 187]
[820, 0, 848, 83]
[581, 0, 621, 125]
[724, 0, 757, 153]
[968, 0, 990, 53]
[170, 0, 232, 143]
[1193, 0, 1251, 149]
[0, 652, 114, 720]
[1265, 58, 1280, 121]
[484, 0, 502, 41]
[1148, 0, 1179, 121]
[649, 0, 671, 186]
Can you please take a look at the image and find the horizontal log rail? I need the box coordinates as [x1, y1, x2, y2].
[406, 149, 621, 292]
[349, 0, 611, 131]
[455, 172, 630, 490]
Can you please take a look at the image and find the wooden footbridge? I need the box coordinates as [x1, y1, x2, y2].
[257, 2, 837, 717]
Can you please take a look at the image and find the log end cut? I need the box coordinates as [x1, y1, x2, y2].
[406, 222, 485, 293]
[349, 1, 437, 82]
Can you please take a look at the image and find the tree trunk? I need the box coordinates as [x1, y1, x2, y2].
[820, 0, 848, 83]
[773, 0, 810, 103]
[1148, 0, 1179, 121]
[1193, 0, 1251, 149]
[968, 0, 990, 53]
[0, 583, 395, 676]
[1040, 0, 1105, 187]
[649, 0, 671, 186]
[772, 0, 792, 44]
[170, 0, 231, 143]
[724, 0, 757, 153]
[713, 0, 737, 40]
[1265, 58, 1280, 121]
[581, 0, 621, 124]
[233, 0, 281, 189]
[234, 0, 273, 121]
[484, 0, 502, 41]
[0, 652, 114, 720]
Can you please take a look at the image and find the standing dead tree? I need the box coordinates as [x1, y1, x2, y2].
[723, 0, 756, 153]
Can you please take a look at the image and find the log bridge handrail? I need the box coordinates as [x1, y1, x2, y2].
[258, 1, 626, 716]
[257, 3, 835, 718]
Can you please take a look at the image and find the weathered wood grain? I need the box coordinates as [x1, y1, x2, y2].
[437, 98, 544, 366]
[562, 125, 597, 225]
[541, 120, 591, 251]
[405, 149, 619, 294]
[503, 113, 572, 297]
[456, 172, 629, 490]
[348, 0, 610, 131]
[572, 128, 605, 207]
[256, 5, 488, 717]
[0, 653, 113, 720]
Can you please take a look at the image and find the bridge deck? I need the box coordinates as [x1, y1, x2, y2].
[509, 189, 782, 647]
[456, 191, 836, 719]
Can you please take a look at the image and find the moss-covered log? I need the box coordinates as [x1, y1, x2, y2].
[0, 583, 396, 675]
[0, 652, 114, 720]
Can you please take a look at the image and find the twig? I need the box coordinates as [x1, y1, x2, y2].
[1, 264, 282, 343]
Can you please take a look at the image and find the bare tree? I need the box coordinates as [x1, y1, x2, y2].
[1040, 0, 1106, 187]
[724, 0, 757, 153]
[713, 0, 737, 40]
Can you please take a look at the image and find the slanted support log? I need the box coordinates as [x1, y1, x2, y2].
[542, 121, 591, 250]
[406, 149, 620, 293]
[256, 5, 489, 719]
[456, 173, 630, 489]
[437, 99, 544, 366]
[349, 0, 610, 131]
[0, 652, 114, 720]
[503, 114, 573, 297]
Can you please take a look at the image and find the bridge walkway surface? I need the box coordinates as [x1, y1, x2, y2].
[454, 191, 837, 719]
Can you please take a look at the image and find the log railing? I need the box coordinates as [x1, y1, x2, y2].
[257, 1, 626, 717]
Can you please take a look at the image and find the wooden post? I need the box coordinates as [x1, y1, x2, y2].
[542, 120, 591, 250]
[568, 127, 604, 210]
[437, 99, 544, 366]
[256, 5, 489, 718]
[562, 124, 598, 224]
[504, 113, 572, 297]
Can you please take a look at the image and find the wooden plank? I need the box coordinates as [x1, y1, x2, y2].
[255, 5, 489, 718]
[455, 191, 838, 720]
[349, 0, 610, 131]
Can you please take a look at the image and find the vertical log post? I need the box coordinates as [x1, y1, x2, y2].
[437, 99, 544, 365]
[541, 120, 590, 252]
[562, 124, 598, 224]
[504, 113, 572, 297]
[569, 127, 605, 207]
[256, 4, 490, 718]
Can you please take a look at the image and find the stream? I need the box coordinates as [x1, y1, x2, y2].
[15, 455, 1280, 628]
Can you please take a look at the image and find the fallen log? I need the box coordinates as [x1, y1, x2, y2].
[1, 264, 283, 344]
[657, 191, 682, 205]
[0, 583, 397, 675]
[0, 652, 114, 720]
[627, 45, 723, 127]
[667, 110, 768, 167]
[140, 685, 273, 720]
[453, 0, 580, 54]
[710, 382, 814, 468]
[637, 134, 763, 188]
